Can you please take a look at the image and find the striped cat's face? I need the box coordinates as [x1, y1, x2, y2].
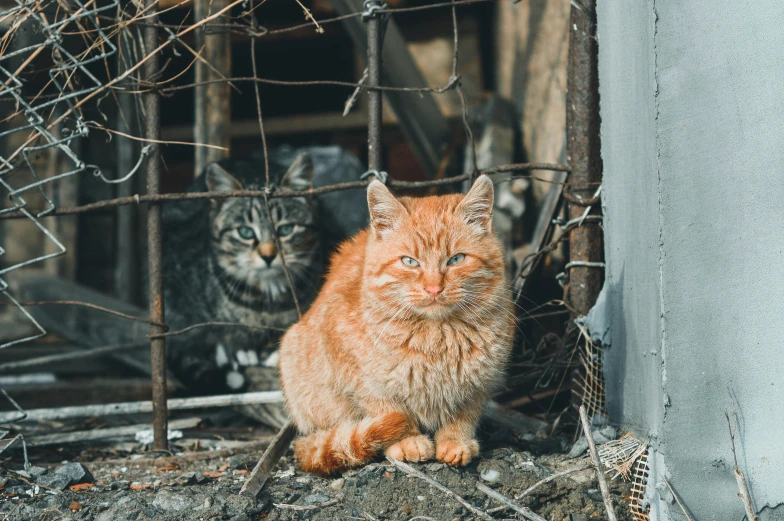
[206, 154, 321, 306]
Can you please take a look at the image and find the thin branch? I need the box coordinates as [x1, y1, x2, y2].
[476, 483, 546, 521]
[387, 458, 493, 521]
[578, 406, 618, 521]
[662, 478, 695, 521]
[725, 410, 759, 521]
[516, 464, 591, 499]
[148, 321, 286, 339]
[274, 495, 342, 511]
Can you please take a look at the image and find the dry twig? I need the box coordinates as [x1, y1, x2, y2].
[273, 494, 342, 511]
[516, 464, 591, 499]
[725, 410, 759, 521]
[662, 478, 695, 521]
[578, 406, 618, 521]
[239, 420, 296, 497]
[476, 483, 546, 521]
[386, 458, 493, 521]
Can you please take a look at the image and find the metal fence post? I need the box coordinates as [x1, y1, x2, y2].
[566, 0, 603, 316]
[143, 0, 169, 450]
[365, 0, 383, 172]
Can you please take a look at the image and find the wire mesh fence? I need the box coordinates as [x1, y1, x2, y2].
[0, 0, 613, 508]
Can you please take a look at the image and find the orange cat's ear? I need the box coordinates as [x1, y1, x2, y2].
[456, 175, 494, 232]
[367, 180, 406, 238]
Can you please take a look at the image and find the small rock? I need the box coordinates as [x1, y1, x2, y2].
[229, 454, 256, 471]
[358, 463, 382, 475]
[37, 473, 71, 491]
[598, 426, 617, 440]
[111, 480, 131, 490]
[424, 462, 446, 472]
[56, 463, 95, 486]
[175, 472, 197, 486]
[584, 488, 603, 502]
[330, 478, 345, 491]
[417, 495, 425, 501]
[203, 497, 212, 509]
[569, 428, 616, 458]
[28, 466, 48, 479]
[303, 493, 330, 505]
[567, 437, 590, 458]
[152, 489, 193, 512]
[480, 469, 501, 483]
[142, 509, 156, 518]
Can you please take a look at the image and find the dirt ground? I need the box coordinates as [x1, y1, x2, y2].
[0, 418, 635, 521]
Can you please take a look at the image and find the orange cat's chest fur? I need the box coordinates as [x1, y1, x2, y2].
[364, 320, 508, 430]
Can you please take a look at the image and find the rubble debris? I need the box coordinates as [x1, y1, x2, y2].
[569, 425, 618, 458]
[0, 421, 635, 521]
[479, 468, 500, 483]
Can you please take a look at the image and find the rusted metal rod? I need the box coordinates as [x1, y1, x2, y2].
[143, 0, 169, 451]
[365, 0, 383, 172]
[566, 0, 604, 316]
[0, 163, 570, 220]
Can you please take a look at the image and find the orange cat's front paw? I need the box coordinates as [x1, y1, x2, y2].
[436, 438, 479, 466]
[385, 435, 435, 462]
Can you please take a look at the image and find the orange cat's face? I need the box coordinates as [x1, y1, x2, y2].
[364, 176, 505, 320]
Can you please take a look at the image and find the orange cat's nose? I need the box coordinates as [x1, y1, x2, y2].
[424, 285, 443, 297]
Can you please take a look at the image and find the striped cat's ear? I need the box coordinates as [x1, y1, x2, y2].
[205, 162, 242, 193]
[456, 174, 494, 233]
[280, 153, 313, 191]
[367, 180, 406, 238]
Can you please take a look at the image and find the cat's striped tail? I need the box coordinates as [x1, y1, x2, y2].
[294, 412, 411, 476]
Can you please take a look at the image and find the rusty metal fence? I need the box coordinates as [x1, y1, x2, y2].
[0, 0, 604, 470]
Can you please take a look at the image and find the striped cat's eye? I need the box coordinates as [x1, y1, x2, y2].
[237, 225, 256, 240]
[277, 224, 295, 237]
[401, 256, 419, 267]
[447, 253, 466, 266]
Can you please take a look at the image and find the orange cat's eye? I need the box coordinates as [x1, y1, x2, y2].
[401, 256, 420, 267]
[447, 253, 466, 265]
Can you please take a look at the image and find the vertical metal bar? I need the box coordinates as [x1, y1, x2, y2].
[143, 0, 168, 450]
[366, 1, 383, 172]
[194, 0, 232, 177]
[566, 0, 603, 316]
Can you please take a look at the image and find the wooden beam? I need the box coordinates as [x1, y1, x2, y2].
[0, 378, 176, 412]
[329, 0, 451, 176]
[193, 0, 232, 177]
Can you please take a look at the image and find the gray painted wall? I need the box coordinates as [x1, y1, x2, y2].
[595, 1, 784, 519]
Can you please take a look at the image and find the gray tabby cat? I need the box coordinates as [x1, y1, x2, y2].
[162, 146, 368, 399]
[163, 153, 321, 394]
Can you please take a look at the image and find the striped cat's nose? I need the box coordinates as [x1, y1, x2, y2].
[258, 242, 278, 267]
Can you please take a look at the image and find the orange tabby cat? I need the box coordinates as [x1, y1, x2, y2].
[278, 175, 514, 475]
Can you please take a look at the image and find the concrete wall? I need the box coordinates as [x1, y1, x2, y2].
[595, 1, 784, 519]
